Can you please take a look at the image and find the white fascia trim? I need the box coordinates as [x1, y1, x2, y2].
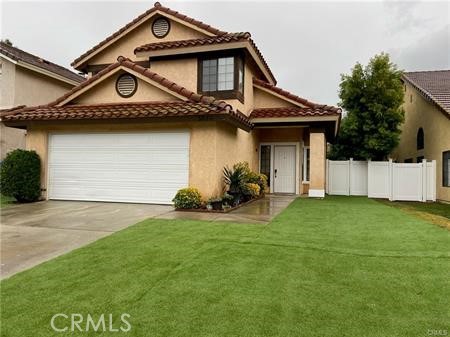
[0, 54, 18, 64]
[17, 61, 81, 86]
[251, 116, 340, 123]
[308, 189, 325, 198]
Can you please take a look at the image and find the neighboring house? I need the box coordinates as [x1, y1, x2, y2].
[1, 2, 341, 204]
[0, 42, 84, 159]
[392, 70, 450, 202]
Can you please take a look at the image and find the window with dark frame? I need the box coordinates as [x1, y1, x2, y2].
[417, 128, 424, 150]
[443, 151, 450, 187]
[198, 55, 244, 101]
[260, 145, 271, 187]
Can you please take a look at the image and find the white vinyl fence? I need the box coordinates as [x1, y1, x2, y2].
[326, 159, 436, 202]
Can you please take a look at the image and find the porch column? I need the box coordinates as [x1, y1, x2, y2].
[309, 129, 326, 197]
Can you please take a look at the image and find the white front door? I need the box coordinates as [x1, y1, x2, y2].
[273, 145, 296, 193]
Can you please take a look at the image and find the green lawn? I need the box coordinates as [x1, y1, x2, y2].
[378, 199, 450, 219]
[0, 194, 15, 208]
[1, 196, 449, 337]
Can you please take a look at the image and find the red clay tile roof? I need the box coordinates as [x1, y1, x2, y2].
[0, 105, 27, 113]
[135, 32, 251, 52]
[0, 42, 84, 83]
[250, 107, 341, 119]
[403, 70, 450, 117]
[1, 101, 249, 127]
[253, 78, 341, 113]
[72, 2, 227, 68]
[135, 32, 276, 84]
[1, 56, 252, 130]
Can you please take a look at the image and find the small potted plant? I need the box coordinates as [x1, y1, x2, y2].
[208, 197, 223, 211]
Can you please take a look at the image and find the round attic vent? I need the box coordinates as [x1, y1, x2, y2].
[116, 74, 137, 97]
[152, 17, 170, 38]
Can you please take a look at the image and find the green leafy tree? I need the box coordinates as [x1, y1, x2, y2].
[329, 53, 404, 160]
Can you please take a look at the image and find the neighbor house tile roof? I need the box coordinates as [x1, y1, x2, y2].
[403, 70, 450, 117]
[72, 2, 227, 67]
[135, 32, 275, 84]
[253, 78, 341, 113]
[0, 42, 84, 83]
[250, 107, 341, 119]
[1, 56, 252, 130]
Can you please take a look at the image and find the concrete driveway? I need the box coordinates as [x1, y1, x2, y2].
[0, 201, 171, 279]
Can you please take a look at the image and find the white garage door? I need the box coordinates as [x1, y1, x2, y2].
[48, 132, 189, 204]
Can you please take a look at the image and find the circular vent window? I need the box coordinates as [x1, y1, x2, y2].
[152, 17, 170, 38]
[116, 74, 137, 97]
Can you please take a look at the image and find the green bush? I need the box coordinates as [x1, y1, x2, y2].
[0, 149, 41, 203]
[243, 183, 260, 197]
[172, 187, 202, 209]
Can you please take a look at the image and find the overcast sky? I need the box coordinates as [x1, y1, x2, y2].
[1, 0, 449, 106]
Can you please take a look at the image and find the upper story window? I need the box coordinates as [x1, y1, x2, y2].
[417, 127, 424, 150]
[198, 55, 244, 102]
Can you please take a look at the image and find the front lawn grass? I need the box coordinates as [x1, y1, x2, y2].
[0, 194, 15, 208]
[1, 196, 449, 337]
[377, 199, 450, 228]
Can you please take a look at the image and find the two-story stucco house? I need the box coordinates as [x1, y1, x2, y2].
[0, 2, 341, 204]
[392, 70, 450, 202]
[0, 42, 84, 159]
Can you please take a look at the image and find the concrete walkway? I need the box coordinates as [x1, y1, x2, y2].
[156, 194, 297, 224]
[0, 201, 171, 279]
[0, 195, 295, 279]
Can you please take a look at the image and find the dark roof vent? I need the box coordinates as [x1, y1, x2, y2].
[152, 17, 170, 38]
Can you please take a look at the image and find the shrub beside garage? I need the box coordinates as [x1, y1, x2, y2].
[0, 149, 41, 203]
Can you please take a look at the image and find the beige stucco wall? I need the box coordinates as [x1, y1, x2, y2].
[74, 72, 180, 104]
[25, 121, 256, 201]
[253, 87, 297, 109]
[309, 130, 326, 192]
[14, 66, 74, 106]
[87, 17, 207, 66]
[150, 58, 198, 93]
[0, 58, 16, 108]
[391, 82, 450, 202]
[1, 58, 76, 159]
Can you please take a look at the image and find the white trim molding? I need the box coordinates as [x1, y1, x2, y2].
[308, 189, 325, 198]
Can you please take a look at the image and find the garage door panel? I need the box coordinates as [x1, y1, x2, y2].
[48, 132, 189, 204]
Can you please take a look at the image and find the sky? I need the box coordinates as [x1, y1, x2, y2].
[1, 0, 449, 106]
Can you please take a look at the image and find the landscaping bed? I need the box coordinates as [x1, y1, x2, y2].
[175, 195, 263, 213]
[172, 161, 268, 212]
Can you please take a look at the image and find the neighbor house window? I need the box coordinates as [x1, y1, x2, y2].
[260, 145, 271, 187]
[443, 151, 450, 187]
[417, 128, 424, 150]
[303, 147, 310, 182]
[199, 55, 244, 101]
